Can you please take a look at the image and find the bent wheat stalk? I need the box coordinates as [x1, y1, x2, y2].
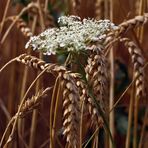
[0, 87, 50, 147]
[19, 87, 51, 117]
[1, 2, 38, 44]
[0, 58, 17, 74]
[1, 67, 49, 147]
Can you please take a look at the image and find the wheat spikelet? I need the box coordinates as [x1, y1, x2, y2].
[60, 72, 80, 147]
[18, 87, 50, 117]
[105, 13, 148, 45]
[70, 73, 85, 101]
[120, 38, 145, 98]
[16, 54, 66, 73]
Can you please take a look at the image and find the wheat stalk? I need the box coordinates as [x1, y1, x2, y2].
[0, 0, 11, 34]
[0, 87, 50, 147]
[68, 0, 81, 15]
[0, 2, 39, 44]
[0, 67, 49, 147]
[95, 0, 104, 19]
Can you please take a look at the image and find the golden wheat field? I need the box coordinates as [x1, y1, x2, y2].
[0, 0, 148, 148]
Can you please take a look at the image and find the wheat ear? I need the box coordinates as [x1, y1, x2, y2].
[85, 46, 109, 126]
[61, 72, 80, 148]
[16, 54, 66, 73]
[120, 38, 145, 98]
[105, 13, 148, 45]
[19, 87, 51, 117]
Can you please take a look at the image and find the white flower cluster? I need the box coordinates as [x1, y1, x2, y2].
[25, 15, 118, 55]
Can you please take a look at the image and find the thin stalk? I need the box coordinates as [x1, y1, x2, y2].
[0, 99, 11, 121]
[133, 97, 139, 148]
[134, 1, 145, 147]
[109, 79, 134, 113]
[3, 67, 49, 147]
[109, 2, 114, 147]
[29, 54, 43, 148]
[49, 76, 59, 148]
[29, 1, 45, 146]
[52, 76, 61, 148]
[19, 14, 38, 103]
[37, 0, 45, 30]
[92, 136, 96, 148]
[80, 99, 85, 148]
[125, 82, 135, 148]
[44, 0, 49, 13]
[137, 0, 145, 42]
[0, 2, 38, 44]
[109, 47, 115, 148]
[104, 0, 109, 19]
[0, 58, 16, 74]
[0, 0, 11, 34]
[6, 38, 17, 147]
[110, 61, 148, 112]
[18, 14, 38, 148]
[92, 129, 99, 148]
[138, 108, 148, 148]
[83, 126, 100, 148]
[0, 116, 15, 147]
[40, 135, 64, 148]
[29, 108, 38, 148]
[95, 132, 99, 148]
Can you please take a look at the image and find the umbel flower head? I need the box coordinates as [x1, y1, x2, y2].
[25, 15, 118, 55]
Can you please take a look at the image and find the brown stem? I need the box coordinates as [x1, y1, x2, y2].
[133, 97, 139, 148]
[49, 76, 60, 148]
[3, 67, 49, 147]
[109, 1, 114, 147]
[125, 83, 134, 148]
[138, 107, 148, 148]
[80, 99, 85, 148]
[0, 0, 11, 34]
[29, 0, 46, 147]
[18, 12, 38, 148]
[0, 2, 38, 44]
